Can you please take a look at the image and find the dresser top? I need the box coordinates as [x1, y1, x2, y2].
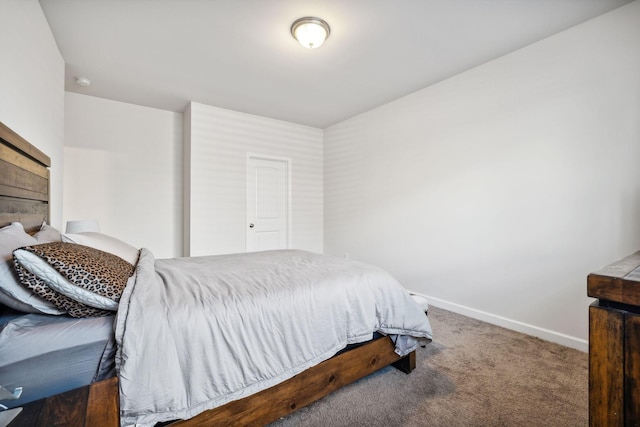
[588, 251, 640, 306]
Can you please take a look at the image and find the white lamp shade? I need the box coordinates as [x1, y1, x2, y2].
[65, 220, 100, 234]
[291, 17, 330, 49]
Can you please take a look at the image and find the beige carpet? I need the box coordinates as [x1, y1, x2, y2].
[270, 306, 588, 427]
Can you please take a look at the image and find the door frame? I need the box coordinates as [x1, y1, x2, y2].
[245, 152, 292, 251]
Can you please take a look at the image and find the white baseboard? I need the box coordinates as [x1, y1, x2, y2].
[412, 292, 588, 353]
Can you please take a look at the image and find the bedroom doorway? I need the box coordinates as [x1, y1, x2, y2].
[246, 154, 290, 252]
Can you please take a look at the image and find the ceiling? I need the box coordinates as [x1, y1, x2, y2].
[39, 0, 632, 129]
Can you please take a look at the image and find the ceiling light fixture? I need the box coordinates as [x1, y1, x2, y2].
[75, 76, 91, 87]
[291, 17, 330, 49]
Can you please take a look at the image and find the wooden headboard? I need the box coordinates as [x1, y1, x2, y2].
[0, 121, 51, 233]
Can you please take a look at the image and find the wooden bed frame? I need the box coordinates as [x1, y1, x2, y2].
[0, 121, 417, 426]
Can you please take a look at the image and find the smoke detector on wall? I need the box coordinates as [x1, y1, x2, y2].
[75, 76, 91, 87]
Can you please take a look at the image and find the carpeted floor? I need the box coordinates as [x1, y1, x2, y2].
[270, 306, 588, 427]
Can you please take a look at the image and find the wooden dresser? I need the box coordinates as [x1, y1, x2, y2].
[588, 250, 640, 426]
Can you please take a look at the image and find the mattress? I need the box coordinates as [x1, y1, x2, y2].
[116, 249, 432, 426]
[0, 308, 116, 408]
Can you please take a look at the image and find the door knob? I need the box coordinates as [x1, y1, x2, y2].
[249, 223, 255, 228]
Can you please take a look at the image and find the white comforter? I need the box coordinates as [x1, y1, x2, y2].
[115, 249, 432, 426]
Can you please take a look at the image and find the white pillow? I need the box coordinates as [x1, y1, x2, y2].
[62, 232, 139, 265]
[0, 222, 65, 314]
[13, 249, 118, 311]
[0, 286, 38, 313]
[34, 222, 62, 243]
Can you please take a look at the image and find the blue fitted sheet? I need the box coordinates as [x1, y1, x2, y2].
[0, 309, 116, 408]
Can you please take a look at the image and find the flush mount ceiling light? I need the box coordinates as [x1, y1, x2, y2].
[291, 17, 330, 49]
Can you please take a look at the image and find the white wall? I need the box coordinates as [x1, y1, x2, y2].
[0, 0, 65, 227]
[324, 1, 640, 351]
[63, 93, 183, 258]
[186, 102, 323, 256]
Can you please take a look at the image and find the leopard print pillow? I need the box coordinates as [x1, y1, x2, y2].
[13, 242, 134, 318]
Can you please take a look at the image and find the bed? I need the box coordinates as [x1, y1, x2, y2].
[0, 121, 433, 426]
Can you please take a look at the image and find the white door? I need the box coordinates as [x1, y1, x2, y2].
[246, 155, 290, 252]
